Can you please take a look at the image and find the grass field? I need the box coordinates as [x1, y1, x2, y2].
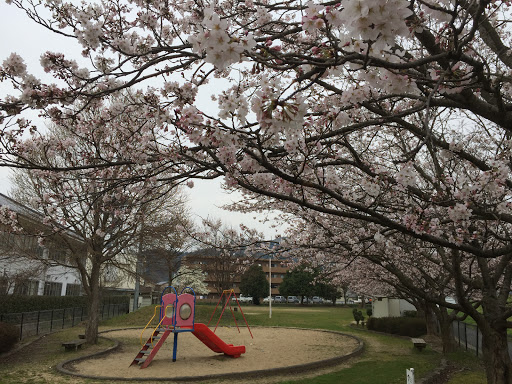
[0, 304, 487, 384]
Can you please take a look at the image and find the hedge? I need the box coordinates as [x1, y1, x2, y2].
[0, 294, 129, 315]
[366, 316, 427, 337]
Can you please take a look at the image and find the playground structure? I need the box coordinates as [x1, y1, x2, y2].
[130, 287, 252, 369]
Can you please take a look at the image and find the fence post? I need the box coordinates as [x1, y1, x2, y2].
[457, 321, 460, 347]
[50, 309, 54, 332]
[19, 312, 24, 340]
[36, 310, 41, 335]
[406, 368, 415, 384]
[465, 323, 468, 351]
[62, 308, 66, 329]
[476, 325, 479, 357]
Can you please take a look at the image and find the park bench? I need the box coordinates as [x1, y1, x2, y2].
[62, 339, 86, 351]
[411, 338, 426, 351]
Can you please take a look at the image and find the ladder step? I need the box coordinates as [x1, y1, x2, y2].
[134, 358, 145, 362]
[140, 350, 151, 354]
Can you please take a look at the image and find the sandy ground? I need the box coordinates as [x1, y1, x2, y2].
[68, 327, 360, 380]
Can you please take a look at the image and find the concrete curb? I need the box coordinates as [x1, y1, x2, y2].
[55, 326, 365, 382]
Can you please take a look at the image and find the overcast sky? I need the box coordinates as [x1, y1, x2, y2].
[0, 2, 286, 239]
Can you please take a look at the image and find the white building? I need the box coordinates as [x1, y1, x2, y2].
[0, 194, 83, 297]
[372, 296, 416, 318]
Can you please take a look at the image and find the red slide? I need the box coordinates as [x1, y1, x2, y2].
[192, 323, 245, 358]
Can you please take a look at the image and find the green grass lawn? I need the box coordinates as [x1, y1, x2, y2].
[0, 303, 487, 384]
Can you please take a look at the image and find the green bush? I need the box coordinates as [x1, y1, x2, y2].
[0, 295, 129, 314]
[0, 322, 19, 353]
[403, 310, 418, 318]
[367, 316, 426, 337]
[352, 308, 365, 324]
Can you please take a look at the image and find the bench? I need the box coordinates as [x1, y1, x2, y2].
[411, 338, 426, 351]
[62, 339, 86, 351]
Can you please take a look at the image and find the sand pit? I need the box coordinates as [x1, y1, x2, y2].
[58, 327, 363, 381]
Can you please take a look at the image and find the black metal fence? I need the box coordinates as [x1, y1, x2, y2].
[0, 302, 129, 340]
[451, 320, 512, 359]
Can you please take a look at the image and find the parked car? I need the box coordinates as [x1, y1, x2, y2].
[232, 295, 253, 303]
[263, 296, 274, 303]
[274, 295, 286, 303]
[287, 296, 300, 303]
[312, 296, 323, 304]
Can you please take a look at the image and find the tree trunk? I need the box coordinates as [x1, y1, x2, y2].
[480, 323, 512, 384]
[85, 264, 101, 344]
[437, 307, 457, 353]
[422, 302, 439, 336]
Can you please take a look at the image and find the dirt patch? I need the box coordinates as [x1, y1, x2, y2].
[62, 327, 362, 381]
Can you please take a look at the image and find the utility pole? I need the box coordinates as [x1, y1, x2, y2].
[269, 256, 272, 319]
[133, 214, 144, 312]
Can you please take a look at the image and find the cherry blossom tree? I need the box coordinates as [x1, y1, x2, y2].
[2, 0, 512, 381]
[9, 96, 181, 344]
[279, 208, 493, 353]
[172, 264, 209, 295]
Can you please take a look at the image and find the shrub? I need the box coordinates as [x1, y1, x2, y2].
[366, 316, 426, 337]
[403, 310, 418, 318]
[0, 322, 19, 354]
[352, 308, 365, 325]
[366, 308, 373, 317]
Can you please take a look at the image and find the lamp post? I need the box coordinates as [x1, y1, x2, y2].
[269, 256, 272, 319]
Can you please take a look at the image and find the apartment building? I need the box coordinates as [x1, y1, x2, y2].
[181, 246, 291, 299]
[0, 193, 84, 297]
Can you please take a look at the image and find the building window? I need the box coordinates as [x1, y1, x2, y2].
[65, 283, 81, 296]
[49, 249, 67, 264]
[43, 281, 62, 296]
[13, 279, 39, 295]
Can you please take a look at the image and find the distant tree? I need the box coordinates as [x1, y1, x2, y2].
[138, 193, 193, 287]
[279, 265, 317, 303]
[240, 264, 267, 305]
[315, 281, 339, 306]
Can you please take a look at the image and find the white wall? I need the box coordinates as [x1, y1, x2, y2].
[372, 297, 391, 318]
[372, 297, 415, 318]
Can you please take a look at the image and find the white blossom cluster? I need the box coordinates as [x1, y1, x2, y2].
[189, 13, 256, 70]
[302, 0, 412, 53]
